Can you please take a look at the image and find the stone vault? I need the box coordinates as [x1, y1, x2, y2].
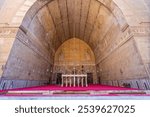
[0, 0, 150, 90]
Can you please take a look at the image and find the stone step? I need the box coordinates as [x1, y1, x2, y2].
[1, 90, 148, 96]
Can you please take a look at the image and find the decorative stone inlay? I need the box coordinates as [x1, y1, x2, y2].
[11, 0, 37, 25]
[0, 27, 18, 38]
[130, 26, 150, 36]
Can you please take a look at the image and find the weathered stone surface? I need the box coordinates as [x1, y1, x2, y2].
[0, 79, 48, 90]
[0, 0, 150, 90]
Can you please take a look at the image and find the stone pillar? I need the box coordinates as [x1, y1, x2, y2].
[65, 77, 68, 87]
[81, 77, 84, 87]
[73, 76, 76, 87]
[69, 77, 72, 87]
[85, 76, 88, 87]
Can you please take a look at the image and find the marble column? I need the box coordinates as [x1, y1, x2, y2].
[85, 76, 88, 87]
[69, 77, 72, 87]
[81, 77, 84, 87]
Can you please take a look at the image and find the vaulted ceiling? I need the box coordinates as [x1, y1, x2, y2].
[1, 0, 150, 87]
[36, 0, 107, 49]
[21, 0, 121, 62]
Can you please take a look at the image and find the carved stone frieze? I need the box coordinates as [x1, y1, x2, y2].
[0, 27, 18, 38]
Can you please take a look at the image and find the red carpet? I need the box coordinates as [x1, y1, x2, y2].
[1, 85, 147, 97]
[2, 84, 137, 92]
